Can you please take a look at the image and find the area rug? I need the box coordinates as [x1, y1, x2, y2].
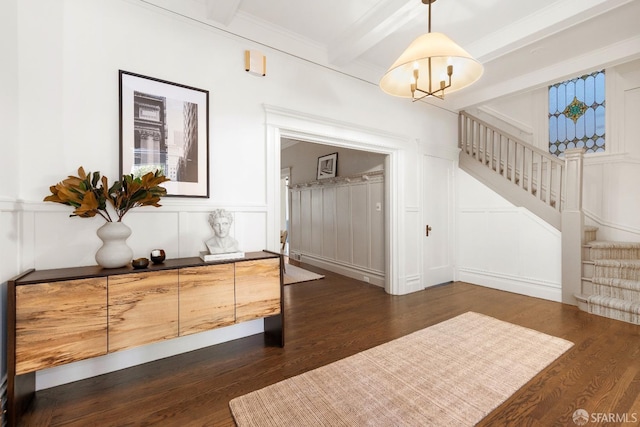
[229, 312, 573, 426]
[284, 263, 325, 285]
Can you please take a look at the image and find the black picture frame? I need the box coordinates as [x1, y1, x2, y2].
[317, 152, 338, 179]
[119, 70, 210, 198]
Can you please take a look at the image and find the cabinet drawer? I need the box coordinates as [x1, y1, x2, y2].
[180, 264, 235, 336]
[235, 258, 281, 322]
[15, 278, 107, 374]
[108, 270, 178, 352]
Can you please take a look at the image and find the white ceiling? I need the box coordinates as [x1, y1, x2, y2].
[142, 0, 640, 109]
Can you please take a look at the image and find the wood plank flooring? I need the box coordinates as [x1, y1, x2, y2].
[18, 265, 640, 426]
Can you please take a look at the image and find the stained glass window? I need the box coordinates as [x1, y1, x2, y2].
[548, 70, 605, 156]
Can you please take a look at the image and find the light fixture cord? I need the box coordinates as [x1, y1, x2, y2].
[427, 0, 433, 95]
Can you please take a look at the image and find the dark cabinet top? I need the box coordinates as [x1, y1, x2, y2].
[12, 251, 280, 285]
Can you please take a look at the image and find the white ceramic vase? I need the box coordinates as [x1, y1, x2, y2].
[95, 222, 134, 268]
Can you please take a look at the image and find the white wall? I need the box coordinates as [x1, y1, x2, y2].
[282, 142, 385, 185]
[0, 0, 19, 201]
[461, 90, 558, 292]
[456, 170, 562, 301]
[1, 0, 457, 389]
[456, 60, 640, 302]
[478, 61, 640, 242]
[0, 0, 20, 386]
[581, 61, 640, 241]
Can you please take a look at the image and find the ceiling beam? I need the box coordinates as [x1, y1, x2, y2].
[328, 0, 423, 66]
[205, 0, 242, 26]
[467, 0, 634, 63]
[451, 34, 640, 110]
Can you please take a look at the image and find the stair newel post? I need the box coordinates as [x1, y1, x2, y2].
[562, 148, 585, 304]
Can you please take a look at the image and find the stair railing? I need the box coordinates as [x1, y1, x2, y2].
[459, 111, 564, 212]
[459, 110, 587, 305]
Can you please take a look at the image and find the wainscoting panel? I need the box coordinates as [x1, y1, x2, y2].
[322, 187, 336, 259]
[290, 190, 301, 252]
[404, 207, 421, 283]
[300, 190, 312, 253]
[370, 182, 385, 272]
[28, 207, 269, 271]
[457, 206, 562, 301]
[311, 188, 323, 255]
[290, 172, 384, 285]
[336, 185, 352, 264]
[352, 184, 369, 268]
[583, 156, 640, 241]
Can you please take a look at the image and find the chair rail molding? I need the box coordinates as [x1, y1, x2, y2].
[0, 196, 19, 207]
[584, 209, 640, 238]
[290, 170, 384, 189]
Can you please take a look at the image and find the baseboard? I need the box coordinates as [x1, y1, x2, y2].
[458, 268, 562, 302]
[297, 253, 384, 287]
[403, 274, 424, 294]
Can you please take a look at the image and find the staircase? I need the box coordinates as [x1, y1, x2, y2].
[579, 226, 640, 325]
[458, 111, 564, 230]
[459, 111, 640, 325]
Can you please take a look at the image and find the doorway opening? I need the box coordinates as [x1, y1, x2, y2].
[280, 138, 388, 288]
[265, 104, 404, 295]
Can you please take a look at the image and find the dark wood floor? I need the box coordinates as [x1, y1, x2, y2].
[19, 264, 640, 426]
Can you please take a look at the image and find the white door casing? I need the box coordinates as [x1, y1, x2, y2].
[265, 104, 408, 295]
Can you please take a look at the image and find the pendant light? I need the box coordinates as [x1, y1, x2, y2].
[379, 0, 483, 101]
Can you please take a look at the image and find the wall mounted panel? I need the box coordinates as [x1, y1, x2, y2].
[289, 172, 384, 284]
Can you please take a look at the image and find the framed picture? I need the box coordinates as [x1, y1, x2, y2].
[317, 152, 338, 179]
[119, 70, 209, 198]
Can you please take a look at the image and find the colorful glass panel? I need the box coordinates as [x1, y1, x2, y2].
[548, 70, 605, 156]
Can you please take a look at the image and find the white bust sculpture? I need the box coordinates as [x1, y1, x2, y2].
[205, 209, 240, 254]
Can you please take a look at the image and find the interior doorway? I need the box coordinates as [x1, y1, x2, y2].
[280, 139, 387, 287]
[265, 104, 404, 294]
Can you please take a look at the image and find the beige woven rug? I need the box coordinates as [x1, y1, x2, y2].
[229, 312, 573, 426]
[284, 263, 325, 285]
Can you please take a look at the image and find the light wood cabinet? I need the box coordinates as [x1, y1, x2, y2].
[15, 278, 107, 375]
[236, 258, 281, 322]
[179, 264, 235, 336]
[108, 270, 179, 352]
[7, 251, 283, 427]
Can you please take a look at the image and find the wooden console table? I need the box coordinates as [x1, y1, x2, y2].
[6, 251, 284, 426]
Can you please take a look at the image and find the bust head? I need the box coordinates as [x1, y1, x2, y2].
[208, 209, 233, 238]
